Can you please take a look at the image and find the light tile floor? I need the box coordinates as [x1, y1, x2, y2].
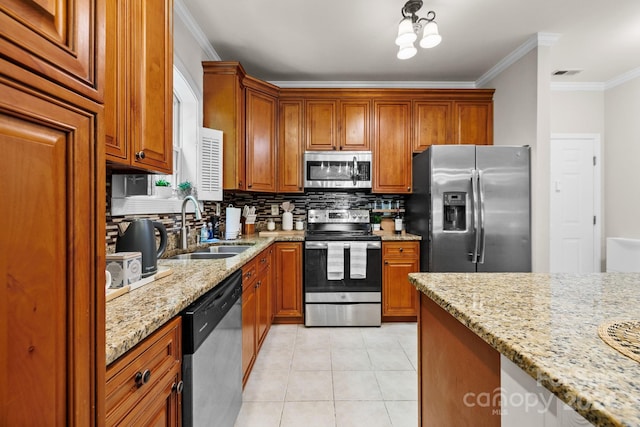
[234, 323, 418, 427]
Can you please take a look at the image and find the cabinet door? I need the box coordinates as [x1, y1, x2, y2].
[104, 0, 129, 160]
[383, 242, 420, 320]
[278, 100, 304, 192]
[256, 266, 271, 348]
[373, 101, 412, 193]
[0, 77, 100, 426]
[242, 283, 257, 384]
[339, 100, 371, 151]
[453, 101, 493, 145]
[413, 101, 452, 152]
[246, 88, 277, 192]
[118, 370, 181, 427]
[383, 258, 420, 320]
[129, 0, 173, 173]
[305, 100, 337, 150]
[0, 0, 103, 100]
[273, 242, 303, 323]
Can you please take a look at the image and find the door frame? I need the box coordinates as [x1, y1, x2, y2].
[549, 133, 602, 272]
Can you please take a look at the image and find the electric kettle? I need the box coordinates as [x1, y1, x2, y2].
[115, 219, 167, 278]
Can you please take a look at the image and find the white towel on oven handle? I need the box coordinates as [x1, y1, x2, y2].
[327, 242, 344, 281]
[350, 242, 367, 279]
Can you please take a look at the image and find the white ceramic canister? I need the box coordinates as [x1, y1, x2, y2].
[282, 212, 293, 231]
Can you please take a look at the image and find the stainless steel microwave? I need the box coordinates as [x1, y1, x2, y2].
[303, 151, 372, 190]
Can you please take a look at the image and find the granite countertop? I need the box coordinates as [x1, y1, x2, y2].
[376, 232, 422, 241]
[106, 235, 305, 365]
[408, 272, 640, 427]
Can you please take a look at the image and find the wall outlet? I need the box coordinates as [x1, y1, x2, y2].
[271, 204, 279, 216]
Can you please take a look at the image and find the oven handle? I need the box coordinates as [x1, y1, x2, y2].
[305, 241, 382, 250]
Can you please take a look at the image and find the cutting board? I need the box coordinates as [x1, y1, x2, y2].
[106, 266, 172, 302]
[258, 230, 305, 237]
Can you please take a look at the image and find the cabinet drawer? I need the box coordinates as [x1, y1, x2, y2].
[383, 242, 420, 259]
[242, 260, 258, 291]
[106, 317, 181, 424]
[255, 247, 272, 274]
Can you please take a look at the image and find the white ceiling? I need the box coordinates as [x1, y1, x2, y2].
[179, 0, 640, 86]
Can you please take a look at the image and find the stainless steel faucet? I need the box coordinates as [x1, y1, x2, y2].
[181, 195, 202, 249]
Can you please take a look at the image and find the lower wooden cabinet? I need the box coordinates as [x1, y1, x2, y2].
[382, 241, 420, 321]
[242, 246, 273, 386]
[273, 242, 304, 323]
[106, 317, 182, 427]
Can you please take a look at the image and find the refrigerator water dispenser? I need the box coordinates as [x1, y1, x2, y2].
[443, 192, 466, 231]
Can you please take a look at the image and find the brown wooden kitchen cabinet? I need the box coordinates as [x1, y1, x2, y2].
[305, 99, 371, 151]
[278, 99, 305, 192]
[105, 0, 174, 174]
[382, 241, 420, 321]
[0, 0, 107, 413]
[453, 100, 493, 145]
[203, 62, 279, 191]
[413, 93, 494, 152]
[0, 70, 104, 426]
[106, 317, 182, 427]
[0, 0, 104, 102]
[242, 246, 273, 385]
[273, 242, 304, 323]
[245, 79, 277, 192]
[373, 100, 413, 194]
[413, 101, 452, 152]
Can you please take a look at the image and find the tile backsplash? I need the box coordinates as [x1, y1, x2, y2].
[106, 176, 404, 253]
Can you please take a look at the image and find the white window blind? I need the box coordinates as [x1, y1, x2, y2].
[198, 127, 223, 201]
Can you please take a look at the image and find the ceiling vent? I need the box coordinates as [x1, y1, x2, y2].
[552, 69, 583, 76]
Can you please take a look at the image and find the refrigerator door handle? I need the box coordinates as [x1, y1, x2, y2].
[477, 170, 486, 264]
[471, 169, 480, 263]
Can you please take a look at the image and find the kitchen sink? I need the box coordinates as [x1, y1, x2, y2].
[195, 245, 253, 254]
[167, 252, 236, 260]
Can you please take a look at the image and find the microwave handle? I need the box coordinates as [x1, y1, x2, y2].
[352, 156, 358, 185]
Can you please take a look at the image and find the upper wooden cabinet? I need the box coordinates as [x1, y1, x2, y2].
[278, 99, 304, 193]
[0, 0, 104, 101]
[373, 100, 412, 194]
[203, 62, 279, 191]
[245, 79, 277, 192]
[413, 91, 494, 152]
[304, 99, 371, 151]
[105, 0, 173, 174]
[413, 101, 452, 152]
[453, 100, 493, 145]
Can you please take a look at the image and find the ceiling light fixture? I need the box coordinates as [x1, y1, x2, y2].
[395, 0, 441, 59]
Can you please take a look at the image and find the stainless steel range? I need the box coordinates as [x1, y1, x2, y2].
[304, 209, 382, 327]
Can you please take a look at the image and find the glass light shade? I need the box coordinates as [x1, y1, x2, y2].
[395, 17, 417, 46]
[397, 42, 417, 60]
[419, 21, 442, 48]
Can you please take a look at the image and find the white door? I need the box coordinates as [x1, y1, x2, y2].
[550, 135, 601, 273]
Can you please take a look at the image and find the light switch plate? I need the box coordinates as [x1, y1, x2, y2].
[271, 204, 279, 216]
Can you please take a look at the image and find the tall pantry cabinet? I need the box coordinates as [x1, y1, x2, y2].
[0, 1, 105, 426]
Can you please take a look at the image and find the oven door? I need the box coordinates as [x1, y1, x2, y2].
[304, 240, 382, 294]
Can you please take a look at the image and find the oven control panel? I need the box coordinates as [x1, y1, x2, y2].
[307, 209, 370, 224]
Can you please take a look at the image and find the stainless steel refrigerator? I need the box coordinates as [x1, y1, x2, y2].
[406, 145, 531, 272]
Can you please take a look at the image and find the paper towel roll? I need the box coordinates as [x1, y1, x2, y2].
[226, 206, 241, 239]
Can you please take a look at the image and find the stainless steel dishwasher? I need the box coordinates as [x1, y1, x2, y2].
[182, 269, 243, 427]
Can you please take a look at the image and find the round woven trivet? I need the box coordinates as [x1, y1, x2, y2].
[598, 320, 640, 363]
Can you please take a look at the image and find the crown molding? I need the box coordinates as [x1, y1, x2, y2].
[174, 0, 220, 61]
[476, 32, 562, 88]
[605, 66, 640, 90]
[270, 80, 476, 89]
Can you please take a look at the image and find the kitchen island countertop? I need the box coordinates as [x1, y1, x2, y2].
[409, 272, 640, 427]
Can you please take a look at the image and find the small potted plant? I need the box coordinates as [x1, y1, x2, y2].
[154, 178, 173, 198]
[178, 181, 194, 198]
[371, 213, 382, 231]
